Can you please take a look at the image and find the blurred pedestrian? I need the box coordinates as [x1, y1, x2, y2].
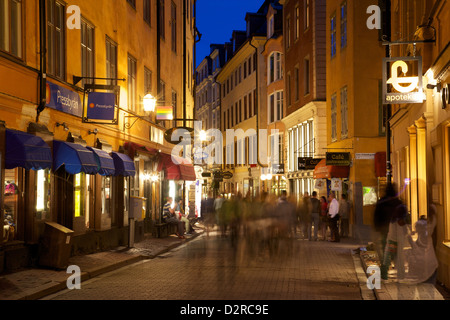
[175, 198, 192, 235]
[328, 192, 340, 242]
[405, 205, 438, 284]
[374, 183, 402, 262]
[320, 196, 329, 240]
[380, 198, 408, 280]
[299, 192, 311, 239]
[339, 194, 351, 238]
[309, 191, 321, 241]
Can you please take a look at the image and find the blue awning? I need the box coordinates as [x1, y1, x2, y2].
[86, 147, 116, 176]
[111, 152, 135, 177]
[5, 129, 52, 170]
[53, 141, 98, 175]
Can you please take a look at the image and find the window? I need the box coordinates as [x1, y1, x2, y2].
[248, 134, 257, 165]
[244, 61, 247, 79]
[331, 93, 337, 141]
[171, 1, 176, 53]
[36, 169, 51, 220]
[106, 37, 117, 86]
[74, 173, 87, 218]
[287, 72, 291, 106]
[47, 0, 65, 79]
[268, 91, 284, 123]
[270, 133, 283, 165]
[0, 0, 23, 58]
[294, 66, 299, 101]
[144, 67, 152, 94]
[304, 57, 310, 95]
[244, 95, 248, 120]
[159, 0, 165, 40]
[268, 52, 282, 84]
[286, 16, 291, 49]
[127, 54, 137, 112]
[304, 0, 310, 31]
[340, 1, 347, 49]
[268, 14, 274, 38]
[295, 6, 300, 41]
[172, 89, 177, 127]
[101, 176, 111, 216]
[330, 13, 337, 58]
[144, 0, 151, 25]
[81, 19, 94, 86]
[340, 86, 348, 138]
[159, 79, 166, 103]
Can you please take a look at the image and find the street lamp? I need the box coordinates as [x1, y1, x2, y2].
[143, 94, 157, 112]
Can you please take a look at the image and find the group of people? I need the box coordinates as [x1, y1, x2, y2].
[162, 197, 196, 239]
[198, 190, 351, 245]
[374, 183, 439, 284]
[297, 191, 351, 242]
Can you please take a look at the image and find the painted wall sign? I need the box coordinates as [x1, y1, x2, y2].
[45, 81, 82, 117]
[382, 57, 424, 104]
[326, 152, 351, 166]
[86, 92, 116, 120]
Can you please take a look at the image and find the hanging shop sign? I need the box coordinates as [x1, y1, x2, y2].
[272, 163, 285, 174]
[326, 152, 351, 166]
[314, 179, 326, 190]
[382, 56, 424, 104]
[330, 178, 342, 192]
[45, 81, 82, 117]
[442, 83, 449, 109]
[86, 92, 116, 121]
[298, 157, 323, 170]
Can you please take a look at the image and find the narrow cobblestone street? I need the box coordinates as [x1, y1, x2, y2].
[43, 233, 366, 301]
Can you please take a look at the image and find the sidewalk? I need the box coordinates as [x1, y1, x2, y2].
[0, 229, 204, 300]
[358, 244, 446, 300]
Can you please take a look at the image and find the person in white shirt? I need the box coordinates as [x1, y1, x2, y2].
[328, 192, 340, 242]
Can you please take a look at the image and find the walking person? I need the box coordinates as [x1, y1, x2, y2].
[328, 192, 340, 242]
[309, 191, 321, 241]
[319, 196, 329, 241]
[299, 192, 311, 239]
[374, 183, 402, 263]
[380, 200, 408, 280]
[339, 194, 351, 238]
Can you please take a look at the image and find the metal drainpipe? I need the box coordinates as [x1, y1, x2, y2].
[249, 39, 268, 169]
[36, 0, 47, 123]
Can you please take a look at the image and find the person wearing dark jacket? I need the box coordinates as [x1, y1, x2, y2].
[373, 183, 403, 261]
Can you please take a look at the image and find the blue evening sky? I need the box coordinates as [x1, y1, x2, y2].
[195, 0, 264, 68]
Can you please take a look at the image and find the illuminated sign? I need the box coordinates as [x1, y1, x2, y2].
[383, 57, 424, 104]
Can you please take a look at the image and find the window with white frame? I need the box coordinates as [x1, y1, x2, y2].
[270, 133, 283, 166]
[340, 86, 348, 138]
[268, 14, 274, 38]
[268, 91, 284, 123]
[248, 134, 257, 165]
[268, 52, 283, 84]
[331, 93, 337, 141]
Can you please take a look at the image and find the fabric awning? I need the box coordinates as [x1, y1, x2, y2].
[124, 142, 159, 157]
[86, 147, 116, 176]
[313, 159, 350, 179]
[157, 153, 196, 181]
[5, 129, 53, 170]
[53, 140, 98, 175]
[111, 152, 136, 177]
[375, 152, 387, 177]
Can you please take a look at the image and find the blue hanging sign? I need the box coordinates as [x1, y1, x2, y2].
[46, 81, 82, 117]
[86, 92, 116, 120]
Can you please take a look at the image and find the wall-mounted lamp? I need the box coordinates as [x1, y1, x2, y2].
[143, 94, 157, 112]
[88, 128, 98, 135]
[56, 122, 69, 131]
[426, 83, 442, 92]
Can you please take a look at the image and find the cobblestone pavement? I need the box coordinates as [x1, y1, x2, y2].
[43, 233, 366, 301]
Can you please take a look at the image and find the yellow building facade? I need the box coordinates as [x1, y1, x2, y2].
[0, 0, 194, 271]
[326, 0, 387, 239]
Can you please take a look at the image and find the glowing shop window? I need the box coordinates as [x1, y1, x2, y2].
[36, 170, 45, 211]
[363, 186, 377, 206]
[74, 173, 85, 217]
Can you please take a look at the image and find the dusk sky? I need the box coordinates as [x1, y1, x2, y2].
[195, 0, 264, 68]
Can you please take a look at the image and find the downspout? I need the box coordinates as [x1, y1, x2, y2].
[249, 38, 268, 168]
[36, 0, 47, 123]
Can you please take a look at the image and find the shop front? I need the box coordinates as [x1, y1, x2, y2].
[157, 153, 196, 224]
[313, 159, 350, 200]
